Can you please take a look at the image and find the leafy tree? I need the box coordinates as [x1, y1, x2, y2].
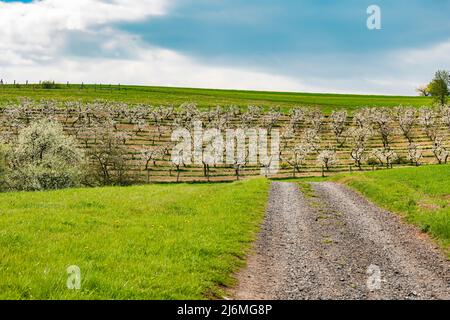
[435, 70, 450, 86]
[428, 71, 449, 105]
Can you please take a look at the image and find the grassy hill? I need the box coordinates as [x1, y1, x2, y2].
[0, 84, 432, 114]
[0, 179, 269, 299]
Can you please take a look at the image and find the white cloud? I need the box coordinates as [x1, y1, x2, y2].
[360, 39, 450, 95]
[0, 0, 168, 64]
[0, 0, 448, 95]
[0, 0, 329, 93]
[0, 45, 324, 93]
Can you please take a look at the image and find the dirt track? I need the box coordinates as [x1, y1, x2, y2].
[231, 182, 450, 300]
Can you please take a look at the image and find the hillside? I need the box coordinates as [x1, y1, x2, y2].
[1, 101, 448, 183]
[0, 84, 433, 114]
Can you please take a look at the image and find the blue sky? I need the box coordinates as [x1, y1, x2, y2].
[121, 0, 450, 56]
[0, 0, 449, 95]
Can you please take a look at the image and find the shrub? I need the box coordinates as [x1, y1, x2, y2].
[366, 157, 379, 166]
[394, 155, 410, 165]
[6, 119, 83, 191]
[41, 81, 60, 90]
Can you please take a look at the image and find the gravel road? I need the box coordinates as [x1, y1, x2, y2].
[231, 182, 449, 300]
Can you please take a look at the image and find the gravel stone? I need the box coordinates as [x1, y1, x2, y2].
[231, 182, 450, 300]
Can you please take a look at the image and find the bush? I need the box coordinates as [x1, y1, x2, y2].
[6, 119, 84, 191]
[366, 157, 379, 166]
[395, 155, 410, 165]
[41, 81, 60, 90]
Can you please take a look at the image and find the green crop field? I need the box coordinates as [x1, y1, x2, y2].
[328, 165, 450, 256]
[0, 84, 433, 114]
[0, 178, 269, 300]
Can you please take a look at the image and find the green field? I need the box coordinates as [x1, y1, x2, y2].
[0, 179, 269, 300]
[329, 165, 450, 256]
[0, 84, 432, 113]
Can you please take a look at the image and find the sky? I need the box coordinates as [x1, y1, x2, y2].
[0, 0, 449, 95]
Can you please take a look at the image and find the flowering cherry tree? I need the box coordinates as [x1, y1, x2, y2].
[353, 108, 373, 129]
[419, 107, 438, 142]
[284, 144, 310, 177]
[393, 106, 416, 143]
[440, 105, 450, 130]
[141, 146, 162, 182]
[261, 107, 281, 136]
[432, 137, 449, 164]
[289, 107, 305, 131]
[306, 109, 324, 132]
[407, 143, 423, 166]
[302, 128, 321, 153]
[372, 148, 398, 169]
[349, 127, 371, 170]
[371, 108, 395, 149]
[280, 125, 295, 152]
[330, 110, 348, 147]
[240, 106, 261, 128]
[317, 149, 338, 174]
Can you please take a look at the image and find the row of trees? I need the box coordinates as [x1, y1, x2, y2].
[0, 101, 449, 190]
[281, 105, 450, 177]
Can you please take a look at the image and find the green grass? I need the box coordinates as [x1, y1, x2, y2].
[0, 84, 432, 113]
[329, 165, 450, 256]
[0, 178, 270, 300]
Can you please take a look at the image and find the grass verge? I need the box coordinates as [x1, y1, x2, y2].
[0, 178, 269, 299]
